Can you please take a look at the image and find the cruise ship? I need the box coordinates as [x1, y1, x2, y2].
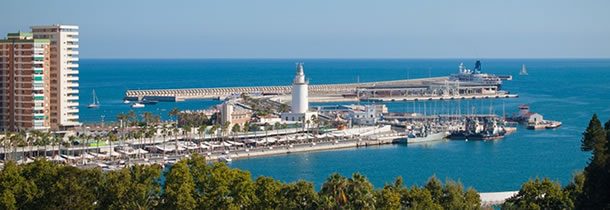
[449, 60, 503, 86]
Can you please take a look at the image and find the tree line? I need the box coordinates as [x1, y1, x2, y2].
[0, 154, 480, 210]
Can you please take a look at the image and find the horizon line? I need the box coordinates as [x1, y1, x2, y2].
[78, 57, 610, 60]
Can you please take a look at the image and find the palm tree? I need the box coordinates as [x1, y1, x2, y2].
[198, 124, 207, 140]
[320, 173, 349, 207]
[107, 132, 118, 160]
[142, 112, 154, 126]
[172, 126, 179, 155]
[207, 125, 217, 142]
[169, 107, 180, 127]
[117, 113, 128, 128]
[221, 122, 230, 141]
[127, 110, 137, 127]
[10, 132, 26, 161]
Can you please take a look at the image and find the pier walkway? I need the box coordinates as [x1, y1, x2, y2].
[125, 77, 450, 101]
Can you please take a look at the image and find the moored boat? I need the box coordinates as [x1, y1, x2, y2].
[87, 89, 100, 108]
[404, 132, 448, 144]
[131, 102, 145, 108]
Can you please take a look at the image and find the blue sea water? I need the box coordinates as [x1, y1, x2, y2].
[80, 59, 610, 191]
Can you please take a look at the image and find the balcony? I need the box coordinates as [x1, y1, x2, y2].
[66, 82, 79, 88]
[67, 89, 79, 94]
[67, 51, 79, 56]
[66, 95, 79, 101]
[67, 63, 79, 68]
[66, 114, 79, 120]
[66, 70, 79, 75]
[66, 102, 79, 107]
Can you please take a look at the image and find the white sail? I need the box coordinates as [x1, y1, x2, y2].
[88, 89, 100, 108]
[519, 64, 528, 75]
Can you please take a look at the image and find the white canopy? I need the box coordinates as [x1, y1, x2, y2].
[243, 139, 257, 144]
[80, 153, 95, 159]
[135, 148, 149, 154]
[49, 155, 66, 162]
[61, 154, 80, 160]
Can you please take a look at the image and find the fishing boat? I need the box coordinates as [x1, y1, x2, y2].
[131, 102, 145, 108]
[448, 118, 508, 140]
[87, 89, 100, 108]
[519, 64, 528, 75]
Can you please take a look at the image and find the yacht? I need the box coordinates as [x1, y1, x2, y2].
[131, 102, 145, 108]
[87, 89, 100, 109]
[519, 64, 528, 75]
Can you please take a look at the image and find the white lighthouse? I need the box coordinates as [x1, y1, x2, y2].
[291, 63, 308, 113]
[281, 63, 317, 122]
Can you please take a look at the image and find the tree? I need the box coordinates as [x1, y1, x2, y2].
[563, 172, 585, 206]
[254, 176, 282, 209]
[577, 114, 609, 209]
[0, 161, 35, 209]
[319, 173, 349, 208]
[198, 124, 208, 139]
[232, 124, 241, 134]
[424, 176, 443, 204]
[169, 107, 180, 126]
[375, 178, 405, 210]
[403, 186, 442, 210]
[503, 178, 573, 210]
[346, 173, 376, 209]
[162, 160, 196, 210]
[45, 166, 102, 209]
[278, 180, 319, 210]
[99, 164, 162, 210]
[197, 163, 256, 209]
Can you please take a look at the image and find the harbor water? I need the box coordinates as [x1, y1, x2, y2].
[80, 59, 610, 191]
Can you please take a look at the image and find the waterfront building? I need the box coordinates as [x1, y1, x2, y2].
[220, 102, 251, 126]
[281, 63, 317, 122]
[348, 105, 383, 126]
[31, 25, 81, 129]
[0, 32, 51, 131]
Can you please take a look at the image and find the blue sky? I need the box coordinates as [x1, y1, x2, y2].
[2, 0, 609, 58]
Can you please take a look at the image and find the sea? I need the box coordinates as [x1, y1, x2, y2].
[80, 59, 610, 192]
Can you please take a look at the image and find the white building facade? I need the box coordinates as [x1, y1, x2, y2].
[31, 25, 81, 129]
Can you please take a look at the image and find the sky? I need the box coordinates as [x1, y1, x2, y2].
[2, 0, 609, 59]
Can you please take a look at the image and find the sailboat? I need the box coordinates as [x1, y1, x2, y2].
[519, 64, 528, 75]
[88, 89, 100, 108]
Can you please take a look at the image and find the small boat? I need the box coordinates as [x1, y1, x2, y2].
[519, 64, 528, 75]
[123, 100, 130, 104]
[545, 121, 562, 129]
[131, 102, 145, 108]
[140, 99, 158, 105]
[527, 123, 546, 130]
[219, 156, 232, 163]
[87, 89, 100, 108]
